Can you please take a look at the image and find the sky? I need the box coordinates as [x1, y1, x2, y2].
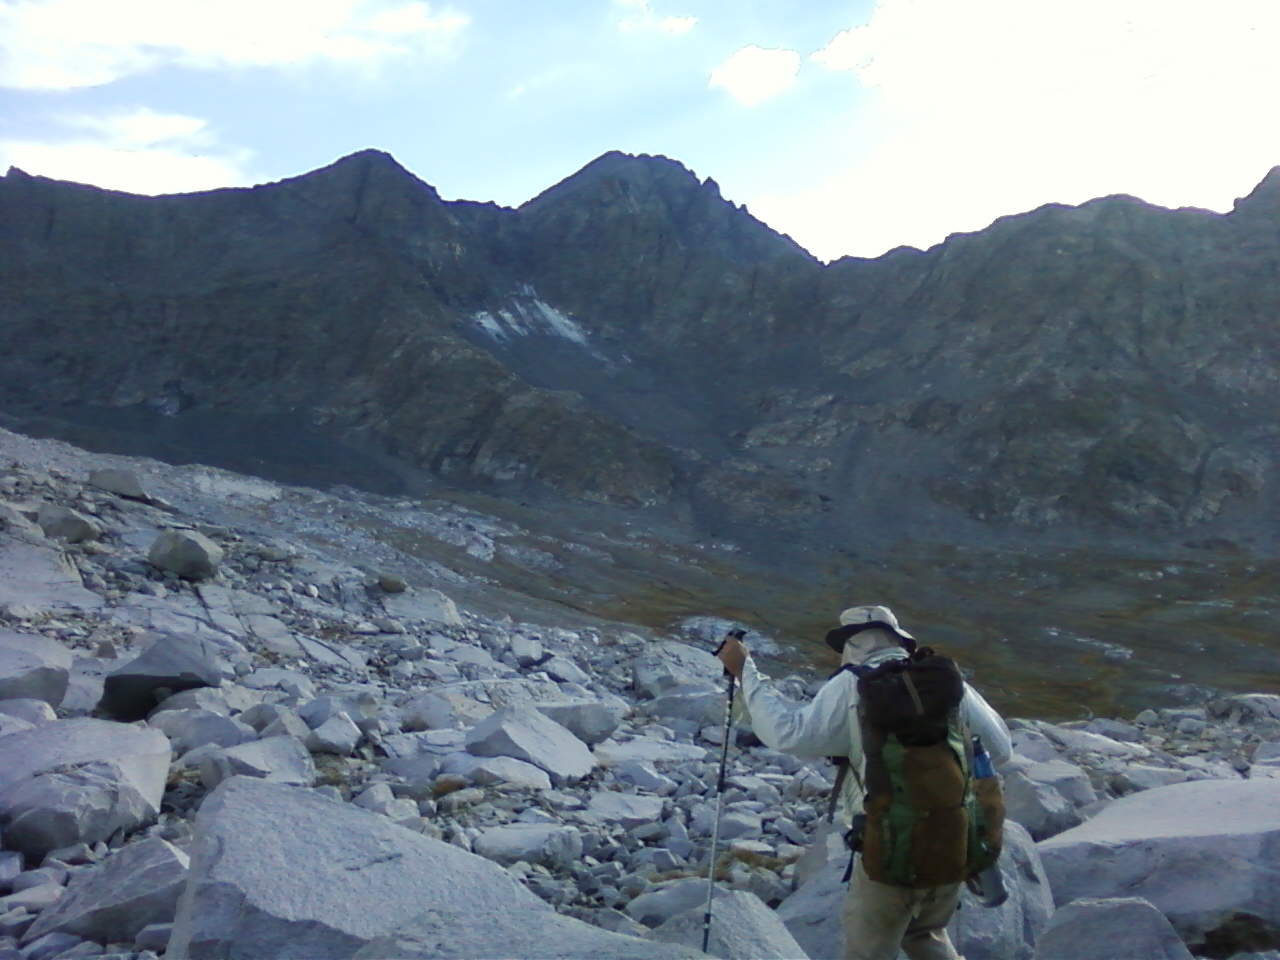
[1, 0, 1277, 261]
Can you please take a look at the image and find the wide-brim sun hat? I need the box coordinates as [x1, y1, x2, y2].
[824, 604, 916, 654]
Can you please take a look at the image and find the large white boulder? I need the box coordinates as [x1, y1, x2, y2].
[22, 837, 189, 945]
[0, 630, 73, 705]
[631, 642, 721, 699]
[465, 707, 595, 785]
[168, 777, 678, 960]
[0, 718, 169, 858]
[650, 886, 809, 960]
[472, 824, 582, 868]
[1031, 898, 1194, 960]
[534, 700, 625, 745]
[1038, 778, 1280, 941]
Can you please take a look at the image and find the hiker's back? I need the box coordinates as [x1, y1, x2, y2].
[853, 648, 1002, 889]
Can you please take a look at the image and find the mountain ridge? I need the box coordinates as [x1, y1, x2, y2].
[0, 150, 1275, 559]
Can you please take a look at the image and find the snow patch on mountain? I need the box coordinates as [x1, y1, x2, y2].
[472, 294, 590, 346]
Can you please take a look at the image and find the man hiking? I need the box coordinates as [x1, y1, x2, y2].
[716, 605, 1012, 960]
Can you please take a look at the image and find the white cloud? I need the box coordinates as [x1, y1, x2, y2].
[709, 45, 801, 107]
[0, 108, 249, 194]
[0, 0, 468, 91]
[616, 0, 696, 34]
[755, 0, 1280, 259]
[659, 15, 697, 34]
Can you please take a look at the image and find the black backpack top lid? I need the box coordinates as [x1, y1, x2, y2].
[854, 647, 964, 744]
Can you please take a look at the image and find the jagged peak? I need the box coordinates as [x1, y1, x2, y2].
[279, 148, 435, 194]
[1232, 165, 1280, 214]
[519, 150, 814, 265]
[519, 150, 704, 212]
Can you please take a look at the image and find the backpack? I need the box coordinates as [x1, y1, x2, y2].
[846, 647, 1005, 888]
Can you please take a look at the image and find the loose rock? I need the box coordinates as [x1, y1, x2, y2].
[473, 824, 583, 868]
[199, 736, 318, 789]
[148, 530, 223, 581]
[465, 708, 596, 785]
[1030, 897, 1194, 960]
[35, 506, 102, 544]
[0, 718, 169, 858]
[0, 699, 59, 726]
[631, 642, 721, 700]
[305, 712, 362, 756]
[535, 701, 624, 746]
[0, 631, 73, 706]
[650, 886, 808, 960]
[99, 633, 229, 722]
[88, 469, 151, 501]
[23, 838, 189, 946]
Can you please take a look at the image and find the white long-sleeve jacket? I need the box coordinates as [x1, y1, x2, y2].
[741, 649, 1012, 820]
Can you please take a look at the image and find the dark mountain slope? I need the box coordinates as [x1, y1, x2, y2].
[0, 151, 1275, 557]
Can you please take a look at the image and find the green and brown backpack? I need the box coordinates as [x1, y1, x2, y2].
[843, 647, 1005, 889]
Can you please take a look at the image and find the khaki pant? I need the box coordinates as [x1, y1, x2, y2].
[842, 861, 963, 960]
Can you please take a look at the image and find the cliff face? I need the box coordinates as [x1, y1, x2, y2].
[1, 151, 1276, 556]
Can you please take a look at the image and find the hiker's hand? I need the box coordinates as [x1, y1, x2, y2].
[717, 635, 747, 680]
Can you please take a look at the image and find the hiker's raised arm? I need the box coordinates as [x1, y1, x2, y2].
[741, 658, 859, 758]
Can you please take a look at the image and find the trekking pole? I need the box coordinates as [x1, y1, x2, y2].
[702, 629, 744, 954]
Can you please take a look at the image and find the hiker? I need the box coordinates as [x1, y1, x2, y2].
[716, 605, 1012, 960]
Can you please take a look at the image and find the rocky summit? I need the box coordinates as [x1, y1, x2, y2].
[0, 152, 1276, 558]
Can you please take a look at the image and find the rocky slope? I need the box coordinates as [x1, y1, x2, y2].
[1, 152, 1276, 559]
[2, 431, 1279, 960]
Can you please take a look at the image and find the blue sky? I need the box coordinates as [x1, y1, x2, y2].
[1, 0, 1277, 260]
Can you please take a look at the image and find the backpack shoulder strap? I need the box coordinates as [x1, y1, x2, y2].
[825, 758, 849, 823]
[822, 663, 871, 822]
